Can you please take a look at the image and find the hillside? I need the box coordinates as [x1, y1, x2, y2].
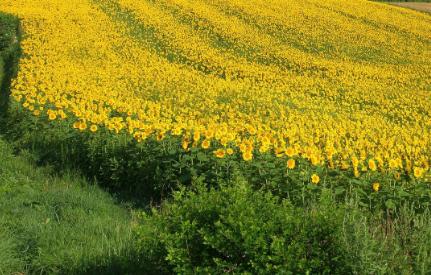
[0, 0, 430, 174]
[1, 1, 431, 273]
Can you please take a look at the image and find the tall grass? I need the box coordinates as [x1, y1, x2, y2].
[0, 138, 141, 274]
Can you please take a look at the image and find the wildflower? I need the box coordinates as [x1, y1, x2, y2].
[156, 132, 164, 141]
[354, 168, 360, 178]
[259, 145, 269, 153]
[172, 127, 182, 136]
[226, 148, 234, 155]
[394, 172, 401, 180]
[193, 131, 200, 142]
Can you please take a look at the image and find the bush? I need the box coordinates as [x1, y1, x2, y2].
[135, 179, 352, 274]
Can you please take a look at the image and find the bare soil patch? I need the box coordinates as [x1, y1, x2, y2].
[390, 2, 431, 13]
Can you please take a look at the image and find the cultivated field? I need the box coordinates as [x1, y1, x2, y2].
[1, 0, 431, 273]
[1, 0, 430, 176]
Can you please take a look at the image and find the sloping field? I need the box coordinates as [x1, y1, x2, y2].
[1, 0, 430, 177]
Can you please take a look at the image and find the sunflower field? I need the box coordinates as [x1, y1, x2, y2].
[1, 0, 431, 273]
[1, 0, 430, 175]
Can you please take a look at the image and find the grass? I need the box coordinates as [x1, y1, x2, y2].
[0, 138, 140, 274]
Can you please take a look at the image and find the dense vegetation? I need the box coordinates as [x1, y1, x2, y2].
[1, 12, 136, 275]
[1, 1, 431, 274]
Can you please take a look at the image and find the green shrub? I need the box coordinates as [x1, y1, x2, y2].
[135, 179, 352, 274]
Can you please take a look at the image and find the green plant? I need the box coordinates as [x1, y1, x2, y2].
[135, 179, 352, 274]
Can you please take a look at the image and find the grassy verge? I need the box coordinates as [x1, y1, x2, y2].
[0, 139, 138, 274]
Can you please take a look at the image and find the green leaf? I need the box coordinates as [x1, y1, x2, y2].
[196, 152, 208, 162]
[385, 199, 396, 210]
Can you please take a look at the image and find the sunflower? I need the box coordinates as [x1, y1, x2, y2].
[311, 174, 320, 184]
[90, 124, 98, 133]
[242, 151, 253, 161]
[368, 159, 377, 171]
[214, 149, 226, 158]
[287, 158, 295, 169]
[201, 139, 210, 149]
[372, 182, 380, 192]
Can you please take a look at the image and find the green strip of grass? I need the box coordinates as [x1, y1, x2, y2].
[0, 137, 141, 274]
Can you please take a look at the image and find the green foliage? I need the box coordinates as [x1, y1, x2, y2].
[135, 178, 431, 274]
[0, 138, 139, 274]
[135, 180, 351, 274]
[341, 202, 431, 274]
[0, 12, 20, 109]
[3, 99, 431, 213]
[0, 230, 24, 274]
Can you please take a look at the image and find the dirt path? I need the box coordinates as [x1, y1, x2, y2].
[390, 2, 431, 13]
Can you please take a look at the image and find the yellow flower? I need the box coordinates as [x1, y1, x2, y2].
[201, 139, 210, 149]
[226, 148, 234, 155]
[414, 167, 423, 178]
[193, 131, 200, 142]
[287, 158, 296, 169]
[259, 145, 269, 153]
[172, 127, 182, 136]
[285, 147, 295, 157]
[368, 159, 377, 171]
[78, 122, 87, 131]
[242, 151, 253, 161]
[33, 110, 40, 116]
[90, 124, 98, 133]
[48, 113, 57, 121]
[182, 140, 189, 151]
[156, 132, 164, 141]
[311, 174, 320, 184]
[354, 168, 360, 178]
[214, 149, 226, 158]
[394, 172, 401, 180]
[372, 182, 380, 192]
[275, 147, 284, 158]
[6, 0, 431, 178]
